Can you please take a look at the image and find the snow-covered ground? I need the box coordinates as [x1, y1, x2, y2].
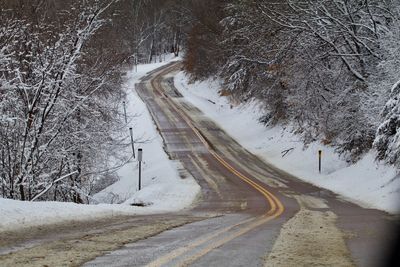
[93, 55, 200, 209]
[0, 55, 200, 232]
[2, 58, 398, 232]
[174, 71, 400, 214]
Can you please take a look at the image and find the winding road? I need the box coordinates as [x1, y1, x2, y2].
[0, 62, 398, 267]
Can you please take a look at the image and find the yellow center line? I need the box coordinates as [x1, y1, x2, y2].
[178, 214, 279, 267]
[157, 75, 284, 216]
[212, 152, 284, 216]
[142, 64, 285, 266]
[145, 216, 257, 267]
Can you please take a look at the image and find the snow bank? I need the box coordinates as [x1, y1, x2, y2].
[174, 71, 400, 214]
[0, 198, 132, 231]
[93, 55, 200, 210]
[0, 56, 200, 232]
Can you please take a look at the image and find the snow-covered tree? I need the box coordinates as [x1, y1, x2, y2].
[373, 5, 400, 167]
[0, 0, 131, 202]
[375, 81, 400, 167]
[182, 0, 400, 165]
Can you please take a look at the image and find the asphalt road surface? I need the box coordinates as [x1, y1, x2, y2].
[1, 62, 398, 267]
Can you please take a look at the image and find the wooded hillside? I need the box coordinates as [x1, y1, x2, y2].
[182, 0, 400, 168]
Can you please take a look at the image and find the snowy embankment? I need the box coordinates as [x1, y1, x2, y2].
[92, 56, 200, 209]
[174, 71, 400, 214]
[0, 56, 200, 232]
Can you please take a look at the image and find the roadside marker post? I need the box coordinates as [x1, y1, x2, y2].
[123, 101, 127, 124]
[318, 150, 322, 173]
[138, 148, 143, 191]
[129, 127, 136, 159]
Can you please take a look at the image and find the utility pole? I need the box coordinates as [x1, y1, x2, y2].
[138, 148, 143, 191]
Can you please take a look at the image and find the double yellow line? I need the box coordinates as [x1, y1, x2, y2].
[211, 152, 284, 217]
[144, 64, 284, 265]
[150, 64, 284, 217]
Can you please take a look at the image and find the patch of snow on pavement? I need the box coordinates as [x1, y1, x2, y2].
[0, 56, 200, 232]
[174, 71, 400, 214]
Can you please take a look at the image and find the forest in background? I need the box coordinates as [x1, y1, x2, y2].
[1, 0, 399, 202]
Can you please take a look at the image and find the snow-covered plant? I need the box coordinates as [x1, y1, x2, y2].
[0, 1, 131, 202]
[373, 5, 400, 167]
[374, 82, 400, 167]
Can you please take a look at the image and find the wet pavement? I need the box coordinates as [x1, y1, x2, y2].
[84, 63, 398, 266]
[1, 62, 398, 267]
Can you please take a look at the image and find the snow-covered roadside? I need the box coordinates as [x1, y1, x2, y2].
[0, 56, 200, 232]
[0, 198, 135, 231]
[93, 56, 200, 209]
[174, 71, 400, 214]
